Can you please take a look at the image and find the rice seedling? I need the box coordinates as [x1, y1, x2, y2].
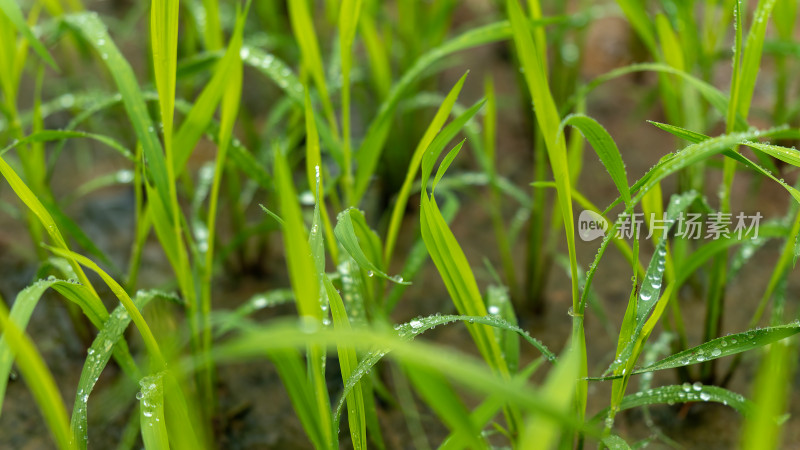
[0, 0, 799, 448]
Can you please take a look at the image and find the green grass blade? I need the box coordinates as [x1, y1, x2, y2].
[592, 384, 754, 420]
[273, 146, 321, 321]
[304, 93, 339, 263]
[150, 0, 179, 148]
[419, 163, 507, 375]
[46, 247, 167, 369]
[559, 114, 630, 207]
[637, 323, 800, 374]
[173, 12, 247, 175]
[405, 366, 487, 449]
[0, 0, 58, 69]
[432, 140, 465, 195]
[334, 312, 555, 425]
[138, 372, 169, 450]
[325, 277, 366, 450]
[200, 0, 222, 50]
[268, 349, 332, 449]
[272, 146, 333, 447]
[63, 14, 171, 215]
[0, 153, 97, 296]
[0, 302, 75, 449]
[0, 130, 133, 160]
[71, 291, 173, 448]
[338, 0, 363, 204]
[741, 338, 795, 448]
[385, 196, 459, 313]
[735, 0, 777, 122]
[287, 0, 338, 138]
[384, 71, 469, 265]
[419, 99, 486, 193]
[519, 342, 580, 449]
[353, 21, 512, 204]
[0, 279, 107, 415]
[335, 208, 409, 284]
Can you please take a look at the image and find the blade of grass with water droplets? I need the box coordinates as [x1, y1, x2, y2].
[335, 208, 409, 285]
[559, 114, 630, 207]
[71, 291, 176, 448]
[273, 147, 333, 447]
[735, 0, 777, 123]
[637, 323, 800, 374]
[46, 247, 166, 368]
[325, 277, 366, 450]
[333, 313, 555, 425]
[138, 372, 169, 449]
[592, 385, 754, 421]
[649, 122, 800, 201]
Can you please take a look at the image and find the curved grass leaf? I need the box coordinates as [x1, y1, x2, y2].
[46, 247, 167, 368]
[638, 323, 800, 374]
[0, 279, 107, 415]
[353, 21, 512, 203]
[592, 384, 754, 421]
[384, 72, 469, 264]
[71, 290, 176, 448]
[567, 63, 749, 129]
[334, 313, 555, 425]
[559, 114, 630, 207]
[138, 372, 169, 449]
[0, 129, 133, 160]
[649, 121, 800, 203]
[0, 0, 58, 69]
[214, 323, 595, 437]
[334, 208, 409, 285]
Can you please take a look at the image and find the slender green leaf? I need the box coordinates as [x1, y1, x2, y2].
[559, 114, 630, 207]
[335, 208, 409, 284]
[0, 0, 58, 68]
